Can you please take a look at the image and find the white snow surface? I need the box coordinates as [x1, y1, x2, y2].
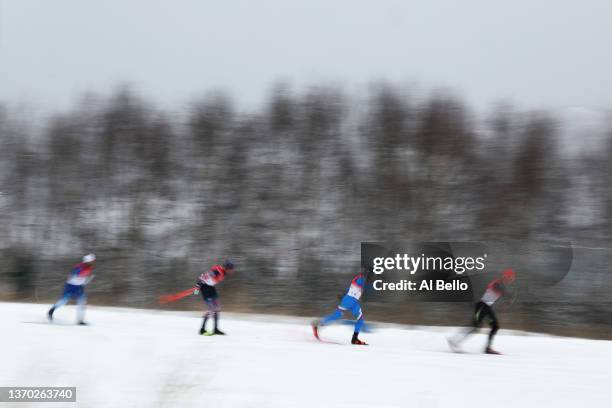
[1, 302, 611, 408]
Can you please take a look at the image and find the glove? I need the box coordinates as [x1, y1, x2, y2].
[193, 287, 200, 295]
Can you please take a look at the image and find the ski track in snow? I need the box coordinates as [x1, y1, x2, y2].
[1, 302, 611, 408]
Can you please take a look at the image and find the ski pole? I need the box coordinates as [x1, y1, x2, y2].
[158, 286, 198, 304]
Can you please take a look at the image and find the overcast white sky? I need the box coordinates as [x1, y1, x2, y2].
[1, 0, 611, 112]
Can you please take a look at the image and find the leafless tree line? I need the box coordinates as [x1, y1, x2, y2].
[1, 83, 611, 335]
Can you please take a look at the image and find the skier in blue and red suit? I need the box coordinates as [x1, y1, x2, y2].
[48, 253, 96, 325]
[312, 272, 368, 345]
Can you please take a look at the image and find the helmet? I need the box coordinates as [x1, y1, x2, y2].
[222, 259, 235, 270]
[502, 268, 515, 283]
[83, 253, 96, 263]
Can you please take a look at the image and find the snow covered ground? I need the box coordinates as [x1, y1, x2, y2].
[1, 302, 611, 408]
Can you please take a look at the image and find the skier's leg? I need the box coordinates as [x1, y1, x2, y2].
[486, 310, 499, 349]
[319, 309, 343, 326]
[48, 295, 68, 321]
[350, 302, 366, 344]
[53, 284, 76, 309]
[200, 302, 218, 335]
[454, 327, 477, 344]
[354, 315, 365, 333]
[200, 311, 210, 334]
[199, 285, 219, 334]
[200, 288, 210, 334]
[49, 284, 74, 320]
[211, 298, 224, 334]
[213, 312, 219, 332]
[76, 289, 87, 324]
[452, 302, 484, 345]
[52, 294, 70, 310]
[349, 302, 364, 331]
[322, 294, 359, 326]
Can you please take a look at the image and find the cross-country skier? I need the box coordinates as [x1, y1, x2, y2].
[448, 268, 516, 354]
[48, 253, 96, 325]
[312, 271, 368, 345]
[195, 259, 235, 336]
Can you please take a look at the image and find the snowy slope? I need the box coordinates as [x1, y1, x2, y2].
[1, 302, 611, 408]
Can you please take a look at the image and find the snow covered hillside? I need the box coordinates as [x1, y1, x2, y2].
[1, 302, 611, 408]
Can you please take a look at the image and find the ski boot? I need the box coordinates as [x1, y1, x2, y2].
[351, 332, 368, 345]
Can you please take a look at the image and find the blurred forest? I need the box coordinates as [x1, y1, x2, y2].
[1, 84, 611, 337]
